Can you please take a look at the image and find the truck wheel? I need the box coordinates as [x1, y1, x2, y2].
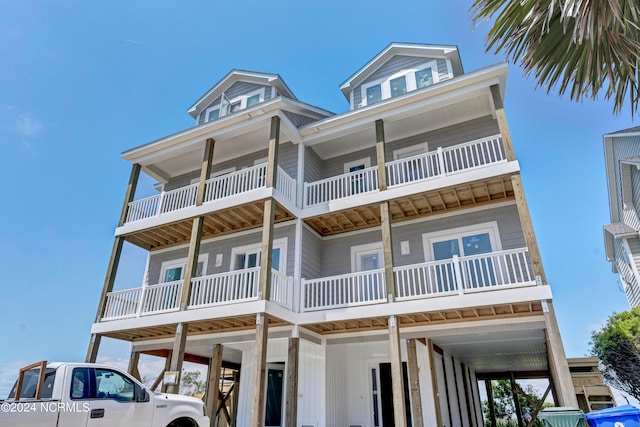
[167, 418, 196, 427]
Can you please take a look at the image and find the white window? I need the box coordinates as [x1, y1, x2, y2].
[351, 242, 384, 272]
[159, 254, 209, 284]
[422, 222, 501, 262]
[206, 88, 265, 122]
[360, 60, 440, 106]
[230, 238, 287, 272]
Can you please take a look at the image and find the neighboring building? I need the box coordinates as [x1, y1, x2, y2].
[604, 127, 640, 308]
[567, 357, 616, 413]
[88, 43, 577, 427]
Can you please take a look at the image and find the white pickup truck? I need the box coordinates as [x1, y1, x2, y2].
[0, 361, 210, 427]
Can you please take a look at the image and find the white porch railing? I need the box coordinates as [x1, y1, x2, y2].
[140, 281, 183, 314]
[204, 163, 267, 202]
[102, 281, 183, 321]
[386, 135, 506, 188]
[304, 166, 379, 207]
[394, 248, 533, 300]
[159, 183, 199, 215]
[270, 269, 293, 309]
[103, 288, 142, 320]
[189, 268, 260, 308]
[125, 194, 161, 223]
[276, 166, 297, 205]
[301, 268, 386, 312]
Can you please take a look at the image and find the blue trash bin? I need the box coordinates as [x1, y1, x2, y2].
[585, 405, 640, 427]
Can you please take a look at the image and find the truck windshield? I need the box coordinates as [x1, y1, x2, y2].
[8, 368, 56, 399]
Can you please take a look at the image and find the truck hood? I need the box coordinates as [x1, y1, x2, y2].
[154, 393, 204, 405]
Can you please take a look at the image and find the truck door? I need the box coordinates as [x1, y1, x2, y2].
[55, 367, 91, 427]
[85, 368, 153, 427]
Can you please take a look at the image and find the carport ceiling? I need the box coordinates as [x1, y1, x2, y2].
[434, 329, 548, 373]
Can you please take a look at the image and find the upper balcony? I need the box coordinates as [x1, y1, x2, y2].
[91, 246, 549, 341]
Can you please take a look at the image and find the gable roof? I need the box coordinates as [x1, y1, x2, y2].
[339, 42, 463, 101]
[187, 69, 297, 119]
[606, 126, 640, 136]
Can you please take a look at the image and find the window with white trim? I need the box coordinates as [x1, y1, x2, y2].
[360, 60, 440, 106]
[159, 254, 209, 284]
[230, 238, 287, 272]
[205, 88, 265, 122]
[351, 242, 383, 272]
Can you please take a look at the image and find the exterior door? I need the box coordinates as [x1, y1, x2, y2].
[85, 368, 153, 427]
[264, 363, 285, 427]
[354, 245, 383, 301]
[375, 363, 412, 427]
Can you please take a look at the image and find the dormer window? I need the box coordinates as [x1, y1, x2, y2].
[205, 88, 265, 122]
[360, 60, 440, 107]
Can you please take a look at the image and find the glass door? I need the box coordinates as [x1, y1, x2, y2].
[265, 363, 285, 427]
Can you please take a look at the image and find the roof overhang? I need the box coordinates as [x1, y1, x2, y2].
[339, 42, 463, 101]
[301, 62, 508, 158]
[187, 70, 298, 119]
[123, 97, 332, 182]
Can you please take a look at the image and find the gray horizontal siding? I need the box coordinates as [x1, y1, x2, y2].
[278, 141, 298, 179]
[147, 224, 296, 284]
[304, 147, 322, 183]
[384, 115, 499, 158]
[612, 136, 640, 216]
[301, 227, 322, 279]
[353, 55, 451, 108]
[318, 204, 524, 275]
[321, 146, 377, 179]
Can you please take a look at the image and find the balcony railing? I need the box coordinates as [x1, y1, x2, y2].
[102, 281, 183, 321]
[304, 166, 379, 207]
[394, 248, 533, 300]
[124, 163, 297, 224]
[270, 269, 293, 309]
[101, 268, 296, 321]
[189, 268, 260, 308]
[301, 268, 386, 312]
[303, 135, 506, 207]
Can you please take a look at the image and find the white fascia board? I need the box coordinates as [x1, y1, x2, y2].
[123, 98, 331, 165]
[302, 63, 508, 145]
[300, 160, 520, 218]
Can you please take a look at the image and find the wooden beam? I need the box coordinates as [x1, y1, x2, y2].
[381, 201, 396, 299]
[544, 302, 579, 407]
[166, 322, 188, 394]
[128, 350, 141, 381]
[285, 337, 299, 427]
[266, 116, 280, 189]
[119, 163, 142, 226]
[490, 85, 516, 161]
[206, 344, 223, 422]
[511, 174, 546, 284]
[250, 313, 269, 427]
[510, 372, 525, 427]
[196, 138, 215, 206]
[407, 339, 424, 427]
[375, 119, 388, 191]
[428, 339, 443, 427]
[485, 380, 497, 427]
[389, 315, 407, 427]
[179, 215, 204, 308]
[258, 198, 276, 299]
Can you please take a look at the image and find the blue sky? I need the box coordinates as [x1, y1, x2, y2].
[0, 0, 634, 396]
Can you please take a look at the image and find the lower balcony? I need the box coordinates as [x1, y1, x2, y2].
[301, 248, 535, 312]
[102, 268, 293, 321]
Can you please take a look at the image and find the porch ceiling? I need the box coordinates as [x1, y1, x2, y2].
[434, 328, 549, 373]
[99, 312, 291, 342]
[123, 199, 295, 251]
[304, 175, 514, 236]
[301, 300, 543, 335]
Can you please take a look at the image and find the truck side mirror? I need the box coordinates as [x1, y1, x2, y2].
[136, 386, 149, 402]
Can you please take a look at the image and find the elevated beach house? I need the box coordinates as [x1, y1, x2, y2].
[88, 43, 577, 427]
